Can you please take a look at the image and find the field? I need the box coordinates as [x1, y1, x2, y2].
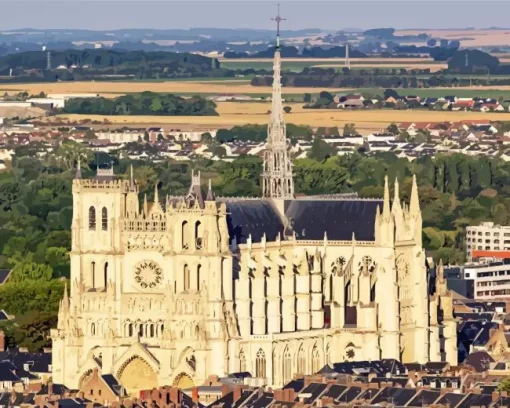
[220, 57, 446, 72]
[52, 101, 510, 133]
[0, 81, 352, 96]
[396, 29, 510, 48]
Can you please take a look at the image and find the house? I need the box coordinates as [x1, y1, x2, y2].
[80, 369, 126, 405]
[452, 100, 475, 111]
[338, 99, 364, 109]
[147, 127, 165, 142]
[366, 132, 396, 143]
[478, 102, 505, 112]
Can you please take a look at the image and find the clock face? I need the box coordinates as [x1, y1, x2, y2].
[134, 260, 163, 289]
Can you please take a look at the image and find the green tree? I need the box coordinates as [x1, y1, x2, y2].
[343, 123, 359, 136]
[11, 262, 53, 283]
[308, 138, 337, 161]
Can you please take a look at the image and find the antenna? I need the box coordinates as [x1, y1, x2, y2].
[345, 43, 350, 69]
[271, 3, 286, 49]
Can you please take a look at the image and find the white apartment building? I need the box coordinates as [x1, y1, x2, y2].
[96, 130, 145, 144]
[466, 222, 510, 260]
[464, 261, 510, 300]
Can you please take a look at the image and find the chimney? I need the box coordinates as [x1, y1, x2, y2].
[221, 384, 231, 397]
[492, 391, 501, 402]
[170, 388, 181, 404]
[274, 390, 283, 401]
[191, 387, 199, 404]
[233, 386, 242, 403]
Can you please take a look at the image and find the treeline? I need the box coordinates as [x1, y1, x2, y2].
[62, 92, 218, 116]
[224, 45, 366, 59]
[0, 49, 221, 80]
[215, 123, 313, 143]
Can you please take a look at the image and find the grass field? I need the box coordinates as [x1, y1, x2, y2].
[52, 101, 510, 133]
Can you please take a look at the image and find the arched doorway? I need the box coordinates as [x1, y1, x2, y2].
[173, 373, 194, 389]
[118, 356, 158, 395]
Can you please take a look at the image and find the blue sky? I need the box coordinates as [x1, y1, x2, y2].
[2, 1, 510, 30]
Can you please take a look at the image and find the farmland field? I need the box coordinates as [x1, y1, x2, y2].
[219, 57, 445, 72]
[396, 29, 510, 47]
[52, 101, 510, 134]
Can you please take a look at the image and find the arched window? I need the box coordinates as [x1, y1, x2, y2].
[195, 221, 203, 249]
[297, 347, 306, 374]
[312, 345, 321, 373]
[184, 264, 190, 291]
[239, 350, 247, 372]
[255, 349, 266, 379]
[149, 324, 155, 338]
[283, 347, 292, 384]
[91, 323, 96, 336]
[138, 324, 143, 337]
[104, 262, 109, 287]
[182, 221, 189, 249]
[128, 323, 133, 337]
[197, 264, 202, 291]
[101, 207, 108, 230]
[89, 206, 96, 230]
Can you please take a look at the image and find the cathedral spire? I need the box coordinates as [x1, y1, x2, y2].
[410, 174, 420, 215]
[261, 4, 294, 200]
[392, 177, 402, 214]
[206, 179, 215, 201]
[382, 176, 391, 219]
[151, 183, 163, 214]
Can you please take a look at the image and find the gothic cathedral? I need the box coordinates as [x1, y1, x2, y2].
[51, 12, 457, 394]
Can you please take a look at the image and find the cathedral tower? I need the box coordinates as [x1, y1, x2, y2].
[261, 5, 294, 199]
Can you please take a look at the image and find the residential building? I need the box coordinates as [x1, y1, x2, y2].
[466, 222, 510, 260]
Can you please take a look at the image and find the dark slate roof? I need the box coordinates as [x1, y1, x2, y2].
[283, 379, 304, 393]
[285, 199, 380, 241]
[295, 383, 327, 404]
[357, 388, 381, 401]
[407, 390, 440, 407]
[37, 383, 70, 395]
[0, 361, 21, 382]
[224, 200, 284, 245]
[493, 396, 510, 407]
[337, 386, 363, 403]
[464, 351, 494, 372]
[233, 390, 257, 408]
[480, 384, 498, 394]
[101, 374, 125, 397]
[457, 393, 492, 408]
[245, 392, 273, 408]
[435, 392, 466, 408]
[207, 391, 234, 408]
[322, 384, 347, 400]
[0, 310, 9, 321]
[371, 387, 417, 406]
[0, 392, 36, 406]
[0, 269, 11, 284]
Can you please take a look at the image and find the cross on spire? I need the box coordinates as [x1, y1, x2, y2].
[271, 3, 286, 48]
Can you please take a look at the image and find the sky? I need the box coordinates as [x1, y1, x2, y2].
[2, 1, 510, 31]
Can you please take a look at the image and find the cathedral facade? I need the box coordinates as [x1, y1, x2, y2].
[51, 19, 457, 394]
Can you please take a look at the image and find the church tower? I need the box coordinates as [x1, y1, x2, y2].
[261, 4, 294, 199]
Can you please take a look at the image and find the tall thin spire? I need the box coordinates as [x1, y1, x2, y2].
[382, 175, 391, 219]
[410, 174, 420, 215]
[261, 4, 294, 200]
